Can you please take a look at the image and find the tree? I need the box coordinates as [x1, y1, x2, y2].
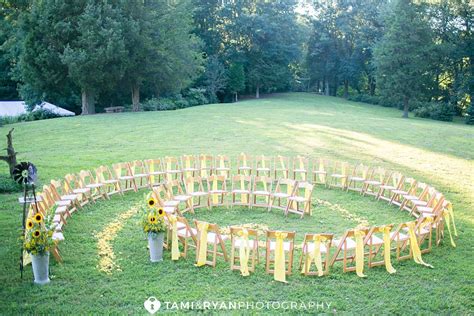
[228, 63, 245, 102]
[202, 55, 228, 103]
[374, 0, 435, 118]
[61, 1, 127, 114]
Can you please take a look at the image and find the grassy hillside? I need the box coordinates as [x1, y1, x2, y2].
[0, 93, 472, 314]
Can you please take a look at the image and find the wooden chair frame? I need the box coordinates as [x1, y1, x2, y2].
[346, 164, 371, 193]
[144, 159, 166, 187]
[95, 165, 123, 196]
[181, 155, 199, 179]
[330, 228, 369, 273]
[130, 160, 150, 189]
[292, 155, 309, 181]
[199, 154, 214, 179]
[194, 220, 229, 267]
[286, 181, 314, 218]
[237, 153, 253, 176]
[311, 158, 329, 186]
[214, 154, 231, 178]
[377, 172, 404, 202]
[255, 155, 272, 177]
[207, 175, 229, 209]
[273, 155, 290, 179]
[184, 176, 210, 211]
[164, 179, 193, 214]
[64, 173, 92, 206]
[299, 233, 333, 276]
[164, 156, 182, 182]
[362, 167, 388, 197]
[251, 176, 273, 209]
[363, 224, 394, 268]
[230, 227, 259, 273]
[268, 178, 297, 212]
[230, 174, 252, 208]
[328, 161, 350, 190]
[112, 162, 137, 192]
[78, 170, 109, 201]
[265, 230, 296, 276]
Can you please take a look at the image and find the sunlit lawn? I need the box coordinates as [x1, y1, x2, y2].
[0, 93, 473, 314]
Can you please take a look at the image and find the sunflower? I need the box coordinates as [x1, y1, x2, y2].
[33, 230, 41, 238]
[26, 219, 34, 229]
[147, 198, 156, 208]
[157, 208, 164, 217]
[148, 216, 157, 224]
[34, 213, 43, 223]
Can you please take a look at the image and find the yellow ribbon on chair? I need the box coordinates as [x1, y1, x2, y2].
[301, 235, 326, 276]
[318, 159, 326, 183]
[341, 163, 348, 187]
[279, 156, 286, 177]
[445, 202, 457, 234]
[169, 215, 180, 261]
[212, 177, 218, 204]
[148, 162, 155, 184]
[184, 156, 191, 178]
[200, 155, 207, 178]
[237, 229, 250, 276]
[274, 232, 288, 283]
[185, 178, 194, 210]
[287, 182, 296, 209]
[166, 159, 172, 182]
[219, 155, 226, 176]
[240, 177, 248, 204]
[406, 221, 433, 268]
[354, 229, 367, 278]
[261, 156, 266, 170]
[195, 222, 209, 267]
[299, 157, 306, 181]
[443, 209, 456, 247]
[381, 226, 396, 274]
[241, 153, 248, 175]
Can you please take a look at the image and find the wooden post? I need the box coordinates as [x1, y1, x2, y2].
[0, 128, 18, 177]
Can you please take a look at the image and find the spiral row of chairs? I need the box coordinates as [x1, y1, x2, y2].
[29, 153, 456, 278]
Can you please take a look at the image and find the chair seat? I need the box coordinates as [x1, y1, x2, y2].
[304, 242, 328, 254]
[402, 227, 431, 235]
[253, 190, 271, 196]
[166, 170, 181, 174]
[103, 179, 119, 184]
[61, 194, 79, 201]
[402, 194, 418, 200]
[177, 227, 197, 238]
[190, 191, 208, 197]
[288, 196, 309, 203]
[391, 189, 407, 195]
[209, 190, 228, 194]
[273, 192, 290, 198]
[52, 232, 65, 241]
[366, 235, 384, 245]
[412, 200, 428, 206]
[182, 168, 198, 172]
[149, 171, 165, 175]
[390, 231, 409, 241]
[86, 183, 104, 189]
[380, 185, 395, 189]
[312, 171, 327, 174]
[238, 166, 252, 170]
[417, 206, 434, 213]
[205, 232, 229, 243]
[133, 173, 149, 178]
[73, 188, 90, 194]
[331, 174, 347, 178]
[333, 238, 356, 249]
[364, 180, 381, 185]
[349, 176, 365, 182]
[234, 239, 258, 248]
[256, 168, 270, 171]
[294, 169, 307, 173]
[269, 241, 292, 252]
[215, 167, 230, 171]
[56, 200, 72, 207]
[118, 176, 134, 180]
[232, 189, 250, 194]
[53, 214, 62, 223]
[164, 200, 179, 207]
[55, 206, 68, 214]
[164, 206, 176, 214]
[174, 195, 191, 202]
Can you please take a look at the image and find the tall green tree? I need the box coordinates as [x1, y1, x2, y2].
[228, 63, 245, 102]
[374, 0, 435, 118]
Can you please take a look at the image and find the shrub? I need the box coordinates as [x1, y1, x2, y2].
[413, 102, 454, 122]
[0, 174, 22, 193]
[0, 109, 62, 126]
[184, 88, 209, 107]
[348, 94, 380, 105]
[466, 105, 474, 125]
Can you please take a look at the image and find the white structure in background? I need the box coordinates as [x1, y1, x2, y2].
[0, 101, 75, 117]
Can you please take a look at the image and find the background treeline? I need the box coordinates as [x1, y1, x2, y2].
[0, 0, 472, 123]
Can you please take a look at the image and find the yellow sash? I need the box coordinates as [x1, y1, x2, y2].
[212, 178, 218, 204]
[148, 161, 155, 183]
[195, 222, 209, 267]
[380, 226, 396, 274]
[299, 157, 306, 181]
[304, 187, 311, 214]
[237, 229, 250, 276]
[169, 215, 180, 261]
[185, 178, 194, 209]
[241, 153, 248, 176]
[240, 177, 248, 204]
[354, 229, 366, 277]
[166, 159, 172, 182]
[261, 156, 266, 170]
[443, 209, 456, 247]
[301, 235, 326, 276]
[341, 163, 348, 187]
[200, 155, 208, 178]
[407, 221, 433, 268]
[318, 159, 326, 183]
[219, 155, 226, 176]
[445, 202, 457, 234]
[274, 232, 288, 283]
[184, 156, 192, 178]
[287, 182, 296, 209]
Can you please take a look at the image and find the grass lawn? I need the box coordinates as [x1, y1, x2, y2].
[0, 93, 473, 314]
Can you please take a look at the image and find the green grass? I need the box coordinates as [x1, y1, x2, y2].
[0, 93, 473, 314]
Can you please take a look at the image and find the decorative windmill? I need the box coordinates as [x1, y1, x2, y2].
[13, 162, 39, 278]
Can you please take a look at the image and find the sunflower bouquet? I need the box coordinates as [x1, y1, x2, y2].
[141, 197, 166, 237]
[23, 213, 55, 255]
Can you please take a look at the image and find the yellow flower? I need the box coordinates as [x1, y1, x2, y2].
[157, 208, 164, 217]
[149, 216, 157, 224]
[34, 213, 43, 223]
[33, 230, 41, 238]
[147, 198, 156, 208]
[26, 219, 34, 229]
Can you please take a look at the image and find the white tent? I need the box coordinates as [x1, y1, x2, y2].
[0, 101, 75, 117]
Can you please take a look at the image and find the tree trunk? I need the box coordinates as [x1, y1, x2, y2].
[235, 92, 238, 102]
[0, 128, 18, 177]
[402, 97, 409, 118]
[325, 81, 330, 96]
[81, 90, 95, 115]
[256, 85, 260, 99]
[343, 80, 349, 98]
[132, 85, 140, 112]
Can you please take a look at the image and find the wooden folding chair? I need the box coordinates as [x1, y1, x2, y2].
[214, 154, 231, 178]
[265, 230, 296, 276]
[230, 175, 252, 208]
[389, 222, 412, 261]
[389, 178, 417, 207]
[194, 220, 229, 267]
[415, 195, 445, 218]
[311, 158, 329, 186]
[181, 155, 199, 179]
[362, 167, 388, 197]
[42, 185, 70, 227]
[164, 156, 182, 182]
[330, 228, 369, 273]
[151, 186, 180, 216]
[399, 182, 429, 212]
[364, 224, 394, 268]
[230, 227, 259, 273]
[251, 176, 273, 209]
[78, 170, 109, 201]
[184, 176, 210, 211]
[207, 175, 228, 209]
[299, 233, 333, 276]
[95, 165, 123, 196]
[292, 155, 309, 181]
[328, 161, 350, 190]
[346, 163, 371, 193]
[377, 171, 404, 202]
[286, 181, 314, 218]
[273, 155, 290, 179]
[237, 153, 253, 176]
[112, 162, 137, 192]
[255, 155, 272, 177]
[64, 173, 92, 206]
[50, 179, 82, 212]
[411, 189, 440, 217]
[164, 179, 193, 214]
[144, 159, 166, 187]
[175, 216, 198, 258]
[199, 154, 214, 179]
[129, 160, 150, 189]
[268, 178, 297, 212]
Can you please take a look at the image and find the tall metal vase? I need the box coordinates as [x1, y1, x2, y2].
[148, 232, 164, 262]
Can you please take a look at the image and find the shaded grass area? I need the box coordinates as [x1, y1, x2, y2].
[0, 93, 473, 314]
